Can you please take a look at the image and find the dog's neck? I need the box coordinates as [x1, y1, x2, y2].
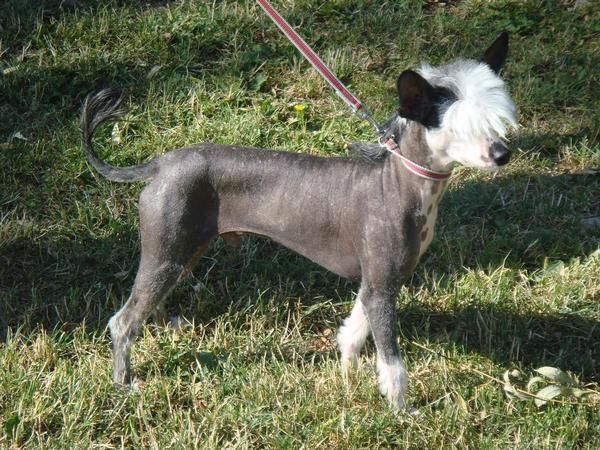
[388, 117, 451, 175]
[384, 120, 450, 258]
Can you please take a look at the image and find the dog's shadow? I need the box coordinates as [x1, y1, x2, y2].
[398, 304, 598, 378]
[403, 165, 599, 378]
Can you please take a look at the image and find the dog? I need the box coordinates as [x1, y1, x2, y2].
[81, 32, 517, 410]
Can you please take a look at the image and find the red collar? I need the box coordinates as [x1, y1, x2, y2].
[382, 138, 452, 181]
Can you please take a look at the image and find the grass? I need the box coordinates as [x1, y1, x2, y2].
[1, 0, 599, 447]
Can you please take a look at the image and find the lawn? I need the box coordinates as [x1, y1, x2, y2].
[1, 0, 599, 448]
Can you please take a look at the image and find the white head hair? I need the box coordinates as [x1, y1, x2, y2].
[418, 59, 518, 140]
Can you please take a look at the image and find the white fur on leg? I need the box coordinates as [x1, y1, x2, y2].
[337, 300, 370, 368]
[377, 355, 409, 411]
[108, 311, 129, 343]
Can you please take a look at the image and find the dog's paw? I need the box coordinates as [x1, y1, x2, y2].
[377, 357, 409, 412]
[113, 378, 141, 392]
[406, 405, 419, 416]
[168, 315, 189, 330]
[130, 378, 141, 392]
[382, 389, 407, 412]
[339, 353, 360, 375]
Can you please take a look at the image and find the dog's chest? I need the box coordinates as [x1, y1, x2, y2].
[416, 182, 446, 258]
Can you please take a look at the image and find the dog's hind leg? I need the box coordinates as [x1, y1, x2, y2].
[337, 288, 371, 369]
[108, 182, 216, 386]
[108, 259, 183, 386]
[109, 240, 213, 386]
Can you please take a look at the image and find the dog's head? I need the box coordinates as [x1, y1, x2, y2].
[397, 32, 518, 170]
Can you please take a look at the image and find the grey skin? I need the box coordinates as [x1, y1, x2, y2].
[82, 34, 511, 410]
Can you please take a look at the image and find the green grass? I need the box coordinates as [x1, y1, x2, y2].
[1, 0, 599, 448]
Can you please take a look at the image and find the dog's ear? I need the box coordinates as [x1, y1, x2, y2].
[482, 31, 509, 74]
[397, 70, 437, 127]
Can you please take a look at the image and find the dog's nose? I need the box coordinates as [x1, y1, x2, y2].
[490, 142, 511, 166]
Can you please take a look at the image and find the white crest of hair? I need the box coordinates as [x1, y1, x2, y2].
[419, 59, 518, 140]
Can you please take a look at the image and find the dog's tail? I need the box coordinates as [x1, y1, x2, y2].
[81, 88, 158, 183]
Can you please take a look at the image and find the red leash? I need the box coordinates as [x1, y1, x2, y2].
[256, 0, 382, 134]
[257, 0, 452, 181]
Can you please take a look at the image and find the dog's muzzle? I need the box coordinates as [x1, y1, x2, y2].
[490, 142, 511, 166]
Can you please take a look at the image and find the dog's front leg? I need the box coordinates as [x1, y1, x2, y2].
[337, 288, 371, 369]
[363, 285, 408, 411]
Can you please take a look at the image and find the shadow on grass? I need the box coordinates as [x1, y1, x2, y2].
[400, 304, 599, 379]
[134, 301, 599, 383]
[2, 0, 175, 38]
[0, 230, 139, 335]
[429, 169, 599, 273]
[1, 0, 255, 140]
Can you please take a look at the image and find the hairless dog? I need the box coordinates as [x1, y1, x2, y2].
[81, 33, 517, 410]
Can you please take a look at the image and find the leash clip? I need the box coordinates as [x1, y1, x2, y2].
[356, 106, 384, 136]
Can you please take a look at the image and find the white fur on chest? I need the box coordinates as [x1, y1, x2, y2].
[417, 182, 446, 258]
